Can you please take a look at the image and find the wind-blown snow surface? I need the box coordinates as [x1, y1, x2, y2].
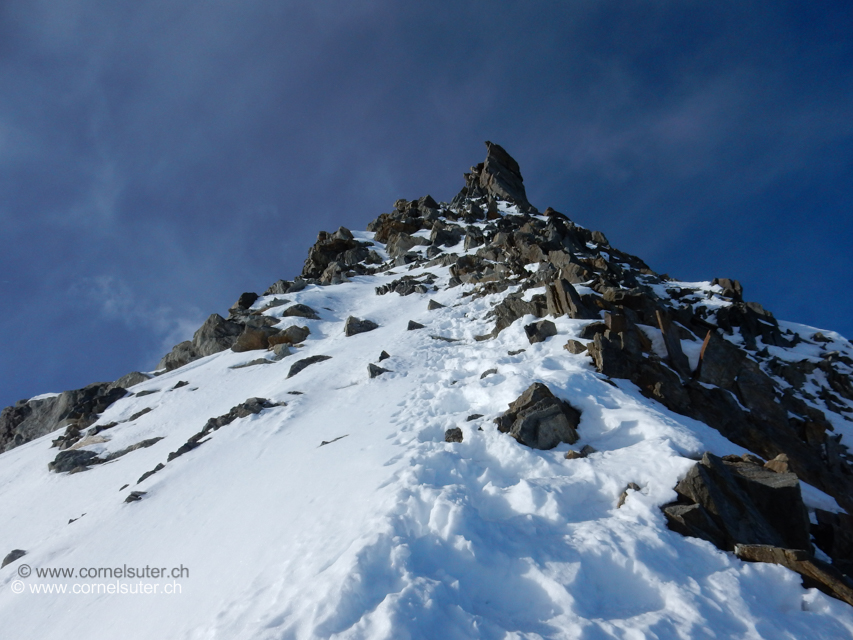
[2, 229, 853, 638]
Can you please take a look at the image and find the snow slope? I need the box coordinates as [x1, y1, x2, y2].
[2, 224, 853, 639]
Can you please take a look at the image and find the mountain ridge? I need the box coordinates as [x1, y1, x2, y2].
[2, 142, 853, 637]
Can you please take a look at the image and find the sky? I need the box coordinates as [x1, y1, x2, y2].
[1, 0, 852, 409]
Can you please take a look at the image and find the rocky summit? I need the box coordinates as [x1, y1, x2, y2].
[2, 142, 853, 638]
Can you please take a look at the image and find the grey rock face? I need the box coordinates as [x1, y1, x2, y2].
[495, 383, 581, 450]
[344, 317, 379, 337]
[110, 371, 152, 391]
[1, 381, 131, 454]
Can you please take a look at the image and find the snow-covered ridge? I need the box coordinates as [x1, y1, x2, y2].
[2, 142, 853, 638]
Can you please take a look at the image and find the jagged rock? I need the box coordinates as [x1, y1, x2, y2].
[137, 463, 165, 484]
[587, 331, 643, 379]
[564, 340, 587, 354]
[407, 320, 425, 330]
[545, 279, 598, 320]
[489, 292, 548, 335]
[378, 351, 390, 361]
[302, 227, 371, 280]
[269, 325, 311, 345]
[480, 368, 498, 379]
[479, 141, 530, 209]
[695, 331, 745, 389]
[344, 316, 379, 336]
[110, 371, 151, 391]
[158, 341, 198, 371]
[428, 300, 445, 311]
[49, 449, 101, 473]
[231, 325, 281, 352]
[1, 549, 26, 568]
[656, 310, 692, 379]
[524, 320, 557, 344]
[712, 278, 743, 301]
[158, 313, 244, 371]
[386, 232, 429, 258]
[282, 304, 320, 320]
[495, 383, 581, 450]
[191, 314, 245, 357]
[467, 414, 483, 421]
[367, 363, 390, 378]
[231, 292, 259, 312]
[579, 322, 607, 340]
[445, 428, 463, 443]
[430, 223, 464, 247]
[734, 544, 853, 606]
[125, 491, 146, 503]
[287, 355, 332, 378]
[663, 452, 811, 552]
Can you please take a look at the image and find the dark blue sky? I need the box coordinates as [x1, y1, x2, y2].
[1, 1, 852, 408]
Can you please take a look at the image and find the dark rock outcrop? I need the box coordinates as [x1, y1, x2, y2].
[287, 355, 332, 379]
[495, 383, 581, 450]
[344, 316, 379, 337]
[445, 428, 463, 443]
[524, 320, 557, 344]
[1, 549, 26, 568]
[663, 452, 811, 552]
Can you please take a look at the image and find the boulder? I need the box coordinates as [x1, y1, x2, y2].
[663, 452, 811, 552]
[282, 304, 320, 320]
[230, 292, 259, 312]
[368, 363, 390, 378]
[495, 383, 581, 450]
[524, 320, 557, 344]
[287, 355, 332, 379]
[49, 449, 101, 473]
[269, 325, 310, 345]
[1, 549, 26, 568]
[231, 326, 281, 352]
[407, 320, 425, 330]
[192, 314, 243, 357]
[564, 339, 587, 354]
[344, 316, 379, 337]
[445, 428, 463, 443]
